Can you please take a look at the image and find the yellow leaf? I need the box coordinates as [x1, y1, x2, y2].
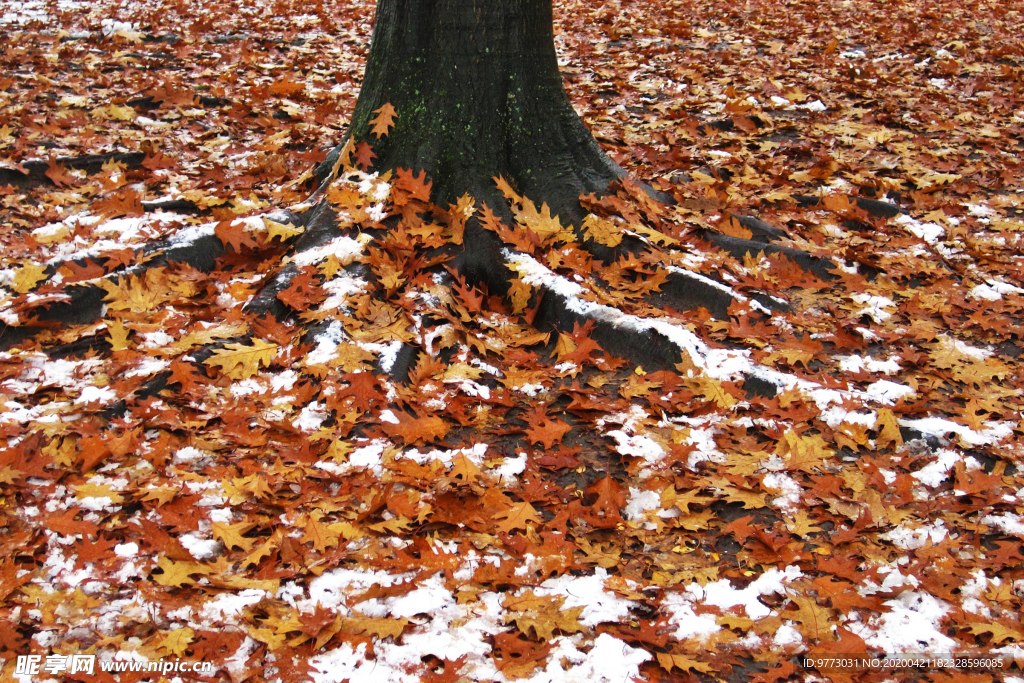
[657, 653, 713, 674]
[74, 483, 124, 503]
[97, 270, 171, 313]
[264, 217, 304, 242]
[12, 261, 48, 293]
[339, 616, 409, 640]
[152, 556, 211, 587]
[212, 522, 258, 552]
[156, 627, 195, 657]
[697, 376, 737, 409]
[775, 429, 834, 473]
[553, 333, 577, 361]
[508, 278, 532, 314]
[107, 320, 131, 351]
[516, 198, 565, 243]
[204, 339, 279, 379]
[581, 214, 623, 247]
[874, 408, 903, 449]
[967, 622, 1023, 644]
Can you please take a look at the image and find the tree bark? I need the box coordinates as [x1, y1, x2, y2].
[319, 0, 624, 223]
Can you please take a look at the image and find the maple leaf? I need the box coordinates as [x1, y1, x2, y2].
[277, 271, 327, 311]
[338, 616, 409, 640]
[44, 159, 77, 187]
[369, 103, 397, 138]
[491, 632, 551, 680]
[582, 476, 626, 529]
[204, 339, 279, 379]
[967, 621, 1023, 644]
[524, 405, 572, 449]
[782, 594, 833, 641]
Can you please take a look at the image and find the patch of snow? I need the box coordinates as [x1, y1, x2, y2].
[839, 354, 902, 375]
[687, 566, 802, 620]
[864, 379, 914, 403]
[293, 401, 329, 431]
[624, 488, 661, 523]
[762, 472, 802, 513]
[200, 589, 266, 623]
[662, 596, 722, 640]
[797, 99, 827, 112]
[981, 512, 1024, 537]
[535, 568, 636, 627]
[910, 448, 961, 487]
[179, 533, 219, 560]
[292, 235, 364, 267]
[173, 447, 208, 464]
[900, 417, 1013, 447]
[850, 293, 895, 323]
[897, 214, 945, 244]
[882, 520, 948, 550]
[75, 385, 117, 404]
[606, 430, 666, 465]
[848, 590, 956, 653]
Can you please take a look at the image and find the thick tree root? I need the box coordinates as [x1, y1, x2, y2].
[0, 151, 146, 189]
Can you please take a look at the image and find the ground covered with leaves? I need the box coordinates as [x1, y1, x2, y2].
[1, 0, 1024, 682]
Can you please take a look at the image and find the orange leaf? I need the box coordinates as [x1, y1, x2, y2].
[369, 103, 397, 138]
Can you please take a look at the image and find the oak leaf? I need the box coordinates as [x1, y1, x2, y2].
[381, 411, 450, 445]
[152, 556, 211, 587]
[156, 627, 195, 657]
[212, 521, 258, 552]
[12, 261, 48, 293]
[369, 103, 397, 138]
[494, 501, 541, 534]
[525, 415, 571, 450]
[204, 339, 279, 379]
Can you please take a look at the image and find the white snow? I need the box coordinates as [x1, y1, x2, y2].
[662, 598, 722, 640]
[687, 566, 802, 620]
[624, 488, 661, 522]
[897, 214, 945, 245]
[848, 590, 956, 653]
[762, 472, 802, 512]
[606, 430, 666, 465]
[535, 568, 636, 627]
[981, 512, 1024, 537]
[179, 533, 219, 560]
[900, 416, 1014, 447]
[200, 589, 267, 623]
[882, 520, 948, 550]
[839, 354, 902, 375]
[293, 401, 329, 431]
[911, 448, 961, 487]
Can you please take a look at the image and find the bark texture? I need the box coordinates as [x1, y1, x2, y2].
[320, 0, 624, 222]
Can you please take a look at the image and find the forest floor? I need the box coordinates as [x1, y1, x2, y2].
[1, 0, 1023, 682]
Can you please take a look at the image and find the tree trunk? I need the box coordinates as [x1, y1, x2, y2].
[320, 0, 624, 223]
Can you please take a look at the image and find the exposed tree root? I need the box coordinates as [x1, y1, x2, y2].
[0, 151, 146, 189]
